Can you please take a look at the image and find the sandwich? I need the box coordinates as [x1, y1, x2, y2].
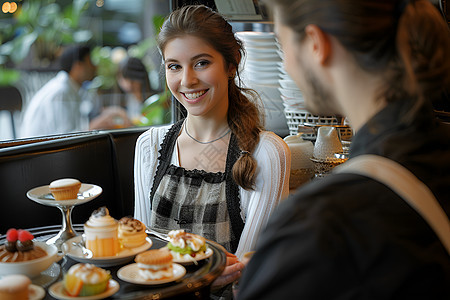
[135, 248, 173, 280]
[167, 230, 207, 260]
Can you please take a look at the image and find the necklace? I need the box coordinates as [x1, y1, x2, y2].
[184, 120, 231, 144]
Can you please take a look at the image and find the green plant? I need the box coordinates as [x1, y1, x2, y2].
[0, 66, 20, 86]
[138, 89, 172, 126]
[89, 14, 166, 92]
[0, 0, 92, 66]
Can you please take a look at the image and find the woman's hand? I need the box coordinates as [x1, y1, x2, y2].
[211, 251, 245, 290]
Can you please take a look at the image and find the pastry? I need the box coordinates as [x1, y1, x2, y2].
[0, 274, 31, 300]
[118, 217, 147, 248]
[0, 229, 47, 262]
[135, 248, 173, 280]
[63, 263, 111, 297]
[83, 207, 120, 257]
[167, 230, 207, 260]
[49, 178, 81, 200]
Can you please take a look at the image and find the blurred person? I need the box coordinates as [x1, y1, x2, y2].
[133, 5, 290, 298]
[20, 45, 131, 138]
[238, 0, 450, 299]
[116, 56, 161, 123]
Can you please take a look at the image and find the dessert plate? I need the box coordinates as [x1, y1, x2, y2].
[29, 284, 46, 300]
[48, 279, 119, 300]
[27, 184, 102, 207]
[170, 247, 214, 265]
[62, 236, 152, 267]
[117, 263, 186, 285]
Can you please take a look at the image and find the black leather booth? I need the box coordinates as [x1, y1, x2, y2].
[0, 127, 149, 233]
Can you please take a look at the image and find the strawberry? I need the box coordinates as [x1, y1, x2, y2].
[6, 228, 18, 242]
[18, 229, 34, 242]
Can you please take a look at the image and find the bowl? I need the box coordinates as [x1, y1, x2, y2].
[0, 242, 61, 278]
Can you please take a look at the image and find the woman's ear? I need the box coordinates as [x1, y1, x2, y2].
[227, 65, 237, 78]
[304, 24, 331, 65]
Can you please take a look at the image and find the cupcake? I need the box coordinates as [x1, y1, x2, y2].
[83, 207, 119, 257]
[49, 178, 81, 200]
[63, 263, 110, 297]
[0, 274, 31, 300]
[118, 217, 147, 248]
[135, 248, 173, 280]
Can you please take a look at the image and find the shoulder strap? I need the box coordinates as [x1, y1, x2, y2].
[334, 154, 450, 254]
[225, 133, 245, 253]
[149, 120, 184, 207]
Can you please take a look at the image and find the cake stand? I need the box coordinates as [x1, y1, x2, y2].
[26, 184, 102, 250]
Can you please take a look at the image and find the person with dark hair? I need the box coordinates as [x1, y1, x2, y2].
[116, 56, 159, 122]
[134, 4, 290, 294]
[117, 56, 154, 102]
[21, 44, 130, 138]
[237, 0, 450, 299]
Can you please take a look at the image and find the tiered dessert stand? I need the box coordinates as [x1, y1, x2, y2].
[26, 184, 102, 250]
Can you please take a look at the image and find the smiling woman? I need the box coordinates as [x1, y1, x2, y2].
[164, 36, 230, 122]
[133, 4, 290, 297]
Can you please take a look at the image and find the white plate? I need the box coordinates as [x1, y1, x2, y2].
[279, 87, 303, 99]
[246, 47, 279, 54]
[29, 284, 46, 300]
[243, 39, 278, 49]
[48, 279, 119, 300]
[171, 247, 214, 265]
[27, 184, 102, 207]
[117, 263, 186, 285]
[279, 79, 299, 90]
[62, 236, 152, 267]
[236, 31, 275, 40]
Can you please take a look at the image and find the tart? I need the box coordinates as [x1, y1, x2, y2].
[63, 263, 111, 297]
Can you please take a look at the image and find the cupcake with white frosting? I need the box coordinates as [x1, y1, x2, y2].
[83, 207, 119, 257]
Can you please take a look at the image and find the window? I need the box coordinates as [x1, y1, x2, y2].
[0, 0, 171, 142]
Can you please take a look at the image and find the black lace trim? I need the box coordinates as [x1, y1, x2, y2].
[166, 164, 226, 183]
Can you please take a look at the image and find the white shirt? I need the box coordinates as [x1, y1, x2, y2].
[20, 71, 89, 138]
[134, 125, 291, 258]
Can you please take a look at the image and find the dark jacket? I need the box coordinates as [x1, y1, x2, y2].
[238, 99, 450, 299]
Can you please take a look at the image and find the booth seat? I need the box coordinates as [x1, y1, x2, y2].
[0, 127, 149, 233]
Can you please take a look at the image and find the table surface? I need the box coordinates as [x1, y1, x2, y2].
[0, 224, 227, 300]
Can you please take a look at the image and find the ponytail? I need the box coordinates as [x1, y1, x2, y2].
[228, 75, 263, 190]
[386, 0, 450, 119]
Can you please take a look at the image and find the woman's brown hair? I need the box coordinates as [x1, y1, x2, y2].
[157, 5, 263, 190]
[264, 0, 450, 121]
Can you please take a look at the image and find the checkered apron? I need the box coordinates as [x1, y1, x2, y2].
[149, 120, 244, 253]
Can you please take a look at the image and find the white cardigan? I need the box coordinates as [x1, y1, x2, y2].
[134, 125, 291, 258]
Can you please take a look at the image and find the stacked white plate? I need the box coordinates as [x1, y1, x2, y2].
[236, 31, 289, 136]
[275, 53, 305, 111]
